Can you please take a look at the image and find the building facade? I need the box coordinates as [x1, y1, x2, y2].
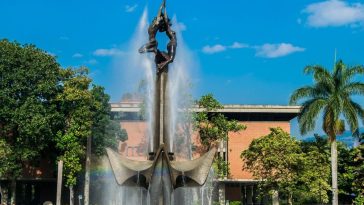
[110, 102, 301, 205]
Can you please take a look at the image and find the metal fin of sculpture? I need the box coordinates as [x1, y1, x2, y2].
[106, 146, 216, 188]
[170, 147, 216, 187]
[106, 148, 153, 187]
[106, 0, 216, 204]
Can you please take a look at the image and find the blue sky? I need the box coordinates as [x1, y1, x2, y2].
[1, 0, 364, 137]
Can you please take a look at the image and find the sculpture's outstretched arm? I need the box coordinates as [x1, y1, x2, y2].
[157, 0, 166, 21]
[138, 0, 167, 54]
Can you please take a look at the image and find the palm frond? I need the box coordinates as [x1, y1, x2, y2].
[289, 85, 329, 105]
[294, 61, 364, 140]
[304, 65, 334, 86]
[315, 81, 334, 96]
[290, 86, 314, 105]
[332, 60, 347, 93]
[342, 65, 364, 83]
[344, 82, 364, 96]
[333, 60, 345, 80]
[342, 97, 359, 133]
[298, 98, 326, 135]
[350, 100, 364, 126]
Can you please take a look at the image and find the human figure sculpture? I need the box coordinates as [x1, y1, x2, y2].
[138, 0, 177, 73]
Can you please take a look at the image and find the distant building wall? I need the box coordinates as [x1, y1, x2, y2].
[116, 120, 291, 180]
[228, 121, 290, 180]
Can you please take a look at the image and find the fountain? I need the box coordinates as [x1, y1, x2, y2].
[106, 1, 216, 204]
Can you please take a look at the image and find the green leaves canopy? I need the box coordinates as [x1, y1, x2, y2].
[194, 94, 246, 149]
[241, 128, 332, 203]
[0, 40, 123, 189]
[0, 39, 62, 179]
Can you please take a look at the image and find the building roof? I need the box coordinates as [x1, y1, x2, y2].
[110, 102, 302, 121]
[111, 102, 300, 112]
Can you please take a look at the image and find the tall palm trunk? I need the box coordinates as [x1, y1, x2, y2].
[69, 186, 74, 205]
[331, 139, 338, 205]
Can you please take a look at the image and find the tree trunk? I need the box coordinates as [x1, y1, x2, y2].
[10, 179, 16, 205]
[272, 190, 279, 205]
[56, 160, 63, 205]
[84, 136, 91, 205]
[287, 192, 292, 205]
[69, 186, 74, 205]
[331, 139, 338, 205]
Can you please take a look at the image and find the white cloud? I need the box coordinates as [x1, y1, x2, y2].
[202, 44, 226, 54]
[72, 53, 83, 58]
[202, 42, 248, 54]
[93, 48, 125, 57]
[229, 42, 248, 49]
[125, 4, 138, 13]
[303, 0, 364, 27]
[255, 43, 305, 58]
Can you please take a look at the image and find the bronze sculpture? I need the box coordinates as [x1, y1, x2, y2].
[138, 0, 177, 72]
[106, 1, 216, 204]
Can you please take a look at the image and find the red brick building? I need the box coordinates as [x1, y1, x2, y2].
[110, 102, 301, 204]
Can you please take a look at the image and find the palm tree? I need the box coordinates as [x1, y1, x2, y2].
[290, 60, 364, 205]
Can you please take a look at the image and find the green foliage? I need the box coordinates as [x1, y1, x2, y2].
[194, 94, 245, 178]
[241, 129, 333, 203]
[352, 142, 364, 200]
[0, 39, 124, 191]
[194, 94, 246, 149]
[241, 128, 304, 196]
[353, 194, 364, 205]
[298, 135, 331, 203]
[212, 155, 230, 178]
[228, 201, 241, 205]
[0, 39, 62, 179]
[0, 139, 18, 178]
[56, 68, 124, 187]
[90, 85, 126, 155]
[56, 67, 93, 187]
[338, 136, 364, 203]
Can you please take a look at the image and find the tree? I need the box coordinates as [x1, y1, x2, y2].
[194, 94, 246, 177]
[289, 61, 364, 205]
[351, 134, 364, 204]
[299, 135, 331, 204]
[0, 39, 63, 204]
[56, 67, 93, 205]
[0, 39, 121, 204]
[90, 85, 121, 155]
[352, 140, 364, 205]
[56, 68, 123, 205]
[338, 133, 364, 204]
[241, 128, 304, 205]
